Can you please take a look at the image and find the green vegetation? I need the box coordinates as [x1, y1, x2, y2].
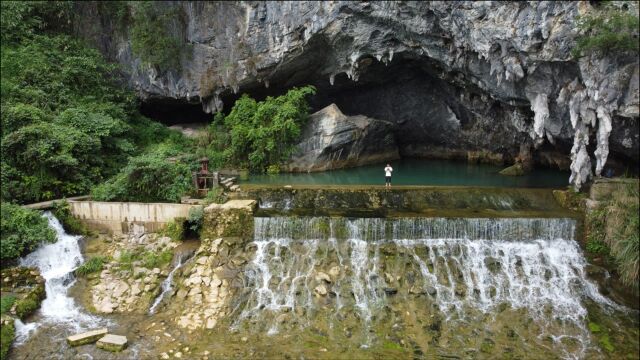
[607, 183, 639, 292]
[117, 249, 173, 270]
[203, 86, 317, 173]
[0, 296, 16, 316]
[141, 250, 173, 269]
[130, 2, 189, 71]
[162, 218, 186, 241]
[14, 283, 45, 320]
[0, 203, 55, 263]
[573, 2, 639, 58]
[75, 256, 108, 276]
[586, 182, 639, 293]
[14, 298, 38, 320]
[0, 317, 15, 360]
[203, 187, 226, 205]
[1, 1, 181, 204]
[186, 206, 204, 237]
[91, 143, 195, 203]
[52, 200, 89, 235]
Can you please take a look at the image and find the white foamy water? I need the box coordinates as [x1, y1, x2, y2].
[149, 254, 190, 314]
[237, 216, 628, 358]
[15, 212, 105, 344]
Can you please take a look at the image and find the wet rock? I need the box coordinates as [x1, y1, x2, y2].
[206, 317, 216, 329]
[484, 258, 501, 273]
[96, 334, 128, 352]
[314, 285, 328, 296]
[426, 286, 437, 296]
[383, 287, 398, 295]
[315, 271, 332, 283]
[328, 266, 341, 278]
[67, 328, 108, 346]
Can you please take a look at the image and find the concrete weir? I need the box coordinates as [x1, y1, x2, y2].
[233, 185, 579, 219]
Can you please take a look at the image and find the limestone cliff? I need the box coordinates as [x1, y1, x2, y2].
[74, 1, 639, 187]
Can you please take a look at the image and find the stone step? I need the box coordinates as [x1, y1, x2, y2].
[230, 185, 240, 192]
[96, 334, 128, 352]
[67, 328, 108, 346]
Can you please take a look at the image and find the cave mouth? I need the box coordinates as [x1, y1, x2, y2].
[140, 98, 212, 126]
[138, 53, 637, 175]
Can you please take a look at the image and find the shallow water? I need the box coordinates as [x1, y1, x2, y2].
[243, 158, 571, 187]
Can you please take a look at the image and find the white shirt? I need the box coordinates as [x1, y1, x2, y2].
[385, 166, 393, 177]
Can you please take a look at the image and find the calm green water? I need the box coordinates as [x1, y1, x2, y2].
[243, 158, 570, 188]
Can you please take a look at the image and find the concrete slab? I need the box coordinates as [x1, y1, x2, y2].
[67, 328, 108, 346]
[96, 334, 128, 352]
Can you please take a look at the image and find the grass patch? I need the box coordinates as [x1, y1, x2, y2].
[0, 296, 17, 316]
[607, 183, 639, 293]
[599, 333, 615, 353]
[382, 341, 402, 350]
[588, 322, 602, 333]
[141, 250, 173, 269]
[75, 256, 108, 276]
[0, 318, 15, 359]
[118, 250, 138, 271]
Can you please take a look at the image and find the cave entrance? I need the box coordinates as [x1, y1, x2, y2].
[140, 98, 211, 126]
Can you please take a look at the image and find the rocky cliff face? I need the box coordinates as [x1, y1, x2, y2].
[75, 1, 639, 187]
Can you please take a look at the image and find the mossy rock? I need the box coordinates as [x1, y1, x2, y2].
[499, 164, 525, 176]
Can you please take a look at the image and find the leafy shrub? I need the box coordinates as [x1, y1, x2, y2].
[75, 256, 108, 276]
[203, 187, 226, 205]
[141, 250, 173, 269]
[0, 203, 56, 263]
[573, 3, 639, 58]
[0, 316, 15, 359]
[212, 85, 316, 172]
[91, 150, 194, 203]
[0, 296, 17, 316]
[162, 218, 185, 241]
[586, 239, 610, 255]
[187, 206, 204, 232]
[52, 200, 89, 236]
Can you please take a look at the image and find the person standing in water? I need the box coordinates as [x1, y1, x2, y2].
[384, 163, 393, 187]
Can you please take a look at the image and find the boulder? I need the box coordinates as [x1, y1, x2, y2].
[96, 334, 128, 352]
[284, 104, 399, 172]
[499, 163, 525, 176]
[67, 328, 108, 346]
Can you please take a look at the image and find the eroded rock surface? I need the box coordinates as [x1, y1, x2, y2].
[75, 1, 639, 187]
[285, 104, 399, 172]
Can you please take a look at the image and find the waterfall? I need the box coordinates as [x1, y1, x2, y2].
[236, 216, 626, 357]
[15, 212, 105, 344]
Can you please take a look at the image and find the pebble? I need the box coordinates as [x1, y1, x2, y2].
[161, 353, 170, 359]
[241, 337, 248, 342]
[174, 352, 182, 358]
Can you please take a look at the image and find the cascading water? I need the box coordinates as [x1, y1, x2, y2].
[149, 252, 193, 314]
[234, 216, 631, 359]
[15, 212, 105, 344]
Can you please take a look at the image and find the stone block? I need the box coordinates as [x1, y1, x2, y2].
[67, 328, 108, 346]
[96, 334, 128, 352]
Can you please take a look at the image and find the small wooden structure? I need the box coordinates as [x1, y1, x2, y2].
[193, 157, 216, 196]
